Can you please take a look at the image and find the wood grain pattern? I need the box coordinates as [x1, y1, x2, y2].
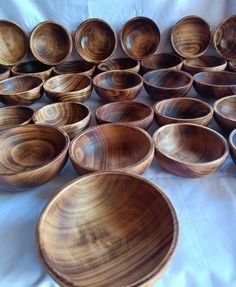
[228, 60, 236, 71]
[229, 129, 236, 165]
[37, 171, 178, 287]
[97, 58, 140, 73]
[69, 123, 154, 175]
[153, 123, 228, 177]
[0, 64, 10, 81]
[53, 60, 95, 77]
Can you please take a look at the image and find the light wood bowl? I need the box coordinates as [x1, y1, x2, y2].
[0, 124, 69, 190]
[0, 75, 43, 105]
[75, 18, 117, 64]
[143, 69, 193, 101]
[171, 16, 211, 58]
[0, 20, 28, 65]
[229, 129, 236, 165]
[53, 60, 95, 77]
[96, 101, 153, 130]
[0, 64, 10, 81]
[153, 123, 228, 177]
[93, 70, 143, 101]
[44, 74, 93, 102]
[33, 102, 91, 139]
[228, 60, 236, 72]
[97, 58, 140, 73]
[37, 171, 178, 287]
[30, 21, 72, 65]
[69, 123, 154, 175]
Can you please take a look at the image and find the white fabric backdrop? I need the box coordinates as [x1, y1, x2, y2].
[0, 0, 236, 286]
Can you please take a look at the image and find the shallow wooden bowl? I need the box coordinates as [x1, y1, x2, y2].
[53, 60, 95, 77]
[120, 17, 160, 60]
[229, 129, 236, 165]
[0, 75, 43, 105]
[93, 70, 143, 101]
[153, 123, 228, 177]
[0, 64, 10, 81]
[0, 124, 69, 190]
[171, 16, 211, 58]
[30, 21, 72, 65]
[75, 18, 117, 64]
[143, 69, 193, 101]
[44, 74, 93, 102]
[70, 123, 154, 175]
[97, 58, 140, 73]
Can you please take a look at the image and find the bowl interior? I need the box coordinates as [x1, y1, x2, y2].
[54, 60, 94, 74]
[0, 64, 9, 74]
[98, 58, 138, 71]
[0, 76, 42, 94]
[194, 72, 236, 86]
[215, 96, 236, 120]
[13, 61, 51, 73]
[141, 54, 181, 70]
[184, 56, 226, 68]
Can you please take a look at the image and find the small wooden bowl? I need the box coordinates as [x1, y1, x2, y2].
[33, 102, 91, 139]
[143, 69, 193, 101]
[0, 124, 69, 190]
[93, 70, 143, 101]
[154, 98, 213, 127]
[0, 65, 10, 81]
[44, 74, 93, 102]
[153, 123, 228, 177]
[171, 16, 211, 58]
[69, 123, 154, 175]
[53, 60, 95, 77]
[97, 58, 140, 73]
[120, 17, 160, 60]
[75, 18, 117, 64]
[30, 21, 72, 65]
[0, 75, 43, 105]
[37, 171, 178, 287]
[96, 101, 153, 130]
[228, 60, 236, 72]
[0, 20, 28, 65]
[229, 129, 236, 165]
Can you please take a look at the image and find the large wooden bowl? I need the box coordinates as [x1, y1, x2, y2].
[69, 123, 154, 175]
[44, 74, 93, 102]
[229, 129, 236, 165]
[93, 70, 143, 101]
[153, 123, 228, 177]
[30, 21, 72, 65]
[53, 60, 95, 77]
[75, 18, 117, 64]
[97, 58, 140, 73]
[171, 16, 211, 58]
[0, 124, 69, 190]
[0, 64, 10, 81]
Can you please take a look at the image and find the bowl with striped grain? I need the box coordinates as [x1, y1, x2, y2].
[53, 60, 95, 77]
[97, 58, 140, 73]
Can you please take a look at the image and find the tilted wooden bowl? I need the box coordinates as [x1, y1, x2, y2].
[229, 129, 236, 165]
[0, 124, 69, 190]
[53, 60, 95, 77]
[69, 123, 154, 175]
[97, 58, 140, 73]
[0, 64, 10, 81]
[153, 123, 228, 177]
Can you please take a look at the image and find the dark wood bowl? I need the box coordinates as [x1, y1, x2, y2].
[143, 69, 193, 101]
[171, 16, 211, 58]
[44, 74, 93, 102]
[0, 124, 69, 190]
[153, 123, 228, 177]
[228, 60, 236, 72]
[229, 129, 236, 165]
[53, 60, 95, 77]
[0, 64, 10, 81]
[0, 75, 43, 105]
[30, 21, 72, 65]
[75, 18, 117, 64]
[93, 70, 143, 101]
[0, 20, 28, 65]
[37, 171, 178, 287]
[97, 58, 140, 73]
[69, 123, 154, 175]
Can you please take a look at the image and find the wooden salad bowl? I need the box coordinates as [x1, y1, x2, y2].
[0, 64, 10, 81]
[97, 58, 140, 73]
[53, 60, 95, 77]
[229, 129, 236, 165]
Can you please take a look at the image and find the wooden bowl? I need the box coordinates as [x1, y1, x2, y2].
[228, 60, 236, 72]
[53, 60, 95, 77]
[229, 129, 236, 165]
[0, 20, 28, 65]
[93, 70, 143, 101]
[33, 102, 91, 139]
[75, 18, 117, 64]
[143, 69, 193, 101]
[97, 58, 140, 73]
[153, 123, 228, 177]
[96, 101, 153, 130]
[154, 98, 213, 127]
[69, 123, 154, 175]
[37, 171, 178, 287]
[44, 74, 93, 102]
[0, 75, 43, 105]
[0, 124, 69, 190]
[0, 64, 10, 81]
[120, 17, 160, 60]
[171, 16, 211, 58]
[30, 21, 72, 65]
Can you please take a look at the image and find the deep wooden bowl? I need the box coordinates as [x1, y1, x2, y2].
[44, 74, 93, 102]
[53, 60, 95, 77]
[228, 60, 236, 72]
[69, 123, 154, 175]
[33, 102, 91, 139]
[143, 69, 193, 101]
[0, 20, 28, 65]
[171, 16, 211, 58]
[97, 58, 140, 73]
[0, 124, 69, 190]
[75, 18, 117, 64]
[0, 64, 10, 81]
[0, 75, 43, 105]
[30, 21, 72, 65]
[93, 70, 143, 101]
[229, 129, 236, 165]
[120, 17, 160, 60]
[153, 123, 228, 177]
[96, 101, 153, 130]
[154, 98, 213, 127]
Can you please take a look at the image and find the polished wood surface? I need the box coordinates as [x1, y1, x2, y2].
[53, 60, 95, 77]
[229, 129, 236, 165]
[69, 123, 154, 175]
[0, 64, 10, 81]
[97, 58, 140, 73]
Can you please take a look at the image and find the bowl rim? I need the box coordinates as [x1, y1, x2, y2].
[213, 94, 236, 123]
[53, 60, 95, 74]
[141, 53, 183, 70]
[183, 55, 227, 69]
[229, 128, 236, 149]
[12, 60, 53, 74]
[97, 57, 140, 72]
[193, 71, 236, 87]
